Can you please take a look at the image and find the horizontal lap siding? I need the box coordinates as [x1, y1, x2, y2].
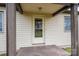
[16, 12, 32, 49]
[0, 8, 32, 51]
[45, 14, 71, 47]
[0, 7, 6, 52]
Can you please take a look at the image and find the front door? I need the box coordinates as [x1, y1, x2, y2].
[32, 16, 44, 44]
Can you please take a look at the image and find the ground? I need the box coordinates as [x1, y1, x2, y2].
[0, 47, 71, 56]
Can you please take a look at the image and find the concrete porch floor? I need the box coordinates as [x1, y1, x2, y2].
[17, 45, 69, 56]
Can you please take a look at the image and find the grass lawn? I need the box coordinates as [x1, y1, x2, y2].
[0, 53, 6, 56]
[64, 47, 71, 54]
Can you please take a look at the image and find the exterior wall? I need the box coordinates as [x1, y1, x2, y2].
[0, 7, 71, 52]
[16, 13, 71, 48]
[0, 7, 6, 52]
[16, 12, 32, 49]
[45, 14, 71, 47]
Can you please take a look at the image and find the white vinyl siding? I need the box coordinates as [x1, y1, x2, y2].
[16, 12, 32, 49]
[0, 7, 6, 52]
[45, 14, 71, 47]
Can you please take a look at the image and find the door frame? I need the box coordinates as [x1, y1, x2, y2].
[32, 15, 45, 44]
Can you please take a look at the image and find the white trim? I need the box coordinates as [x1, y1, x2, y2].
[32, 15, 45, 44]
[0, 11, 4, 33]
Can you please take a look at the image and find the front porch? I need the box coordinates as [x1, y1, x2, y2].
[17, 45, 69, 56]
[2, 3, 78, 56]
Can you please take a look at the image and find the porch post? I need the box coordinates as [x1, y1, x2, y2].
[70, 4, 79, 56]
[6, 3, 16, 56]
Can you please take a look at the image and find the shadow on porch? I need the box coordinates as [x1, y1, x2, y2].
[17, 45, 70, 56]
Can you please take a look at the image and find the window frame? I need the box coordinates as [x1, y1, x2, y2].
[64, 16, 71, 32]
[32, 15, 45, 39]
[0, 11, 4, 32]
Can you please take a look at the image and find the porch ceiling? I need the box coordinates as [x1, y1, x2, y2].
[21, 3, 65, 14]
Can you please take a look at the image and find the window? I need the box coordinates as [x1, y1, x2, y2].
[35, 18, 42, 37]
[64, 16, 71, 32]
[0, 12, 3, 32]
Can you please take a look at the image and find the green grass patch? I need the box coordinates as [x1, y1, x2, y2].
[0, 53, 6, 56]
[64, 47, 71, 53]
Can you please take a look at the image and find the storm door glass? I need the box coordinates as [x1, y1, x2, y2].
[35, 18, 43, 37]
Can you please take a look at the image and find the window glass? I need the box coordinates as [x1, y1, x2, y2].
[64, 16, 71, 32]
[35, 18, 42, 37]
[0, 13, 2, 32]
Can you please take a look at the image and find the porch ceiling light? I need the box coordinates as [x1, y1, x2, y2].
[38, 7, 42, 11]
